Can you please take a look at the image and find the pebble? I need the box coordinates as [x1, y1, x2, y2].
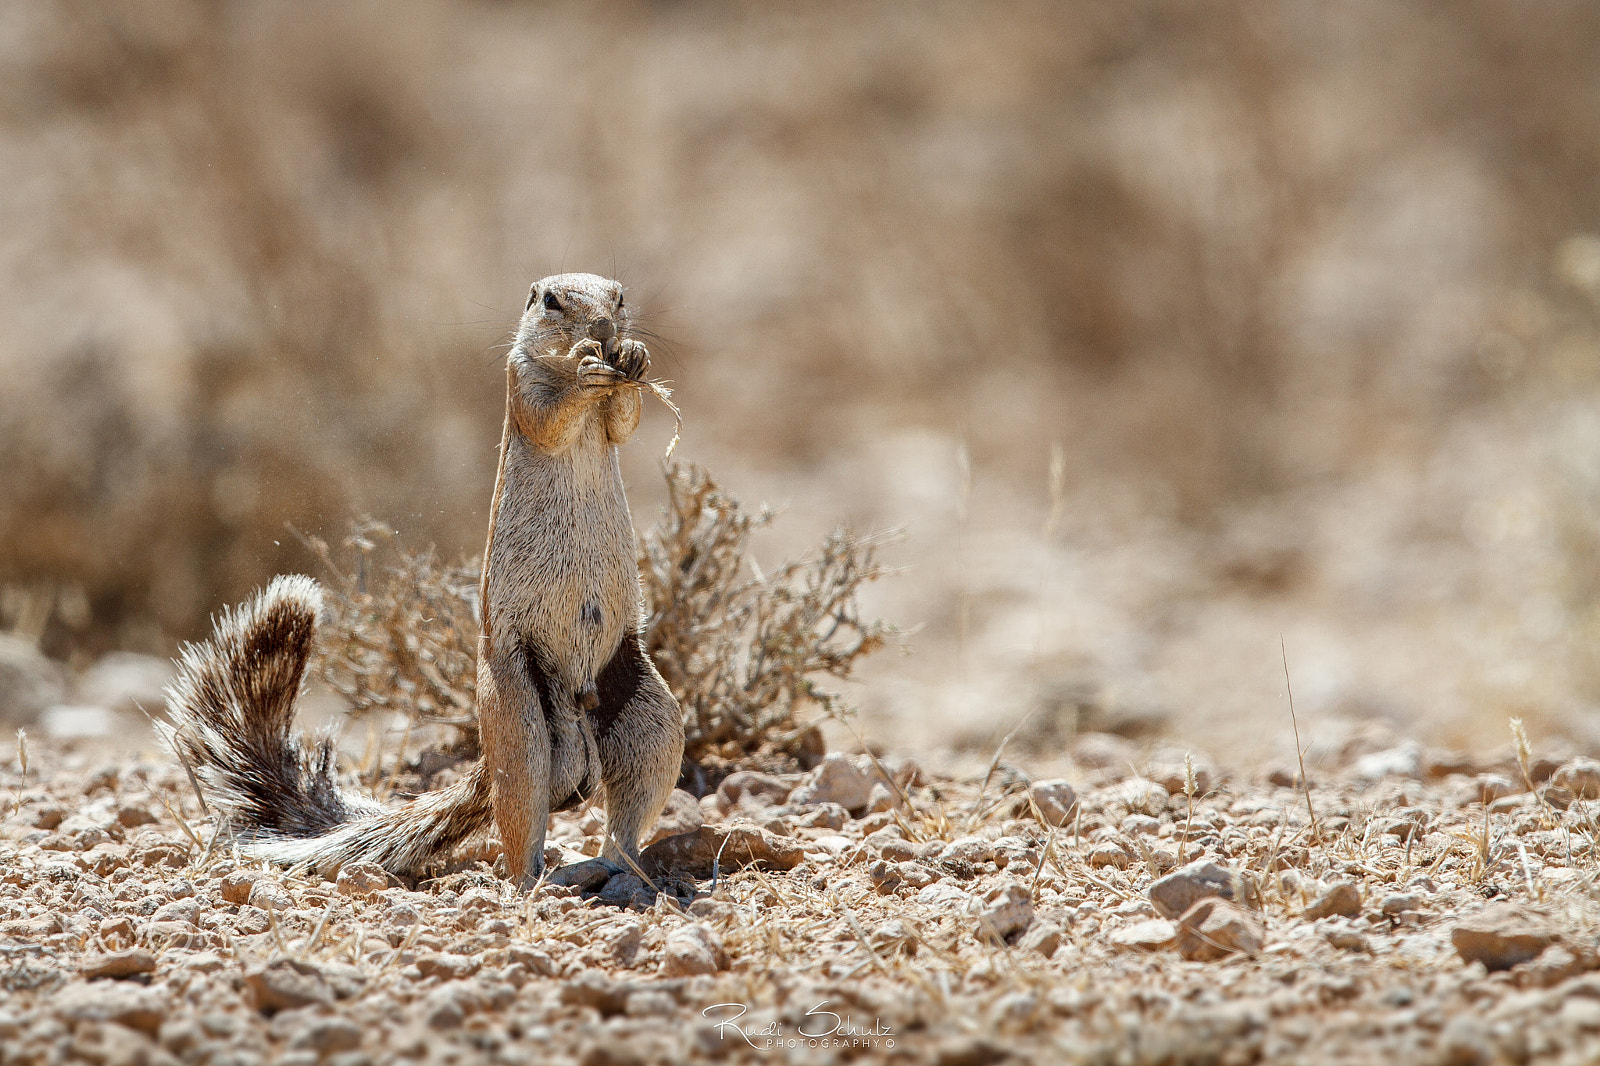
[662, 923, 727, 976]
[1027, 779, 1079, 827]
[1452, 904, 1561, 971]
[1149, 860, 1249, 919]
[1111, 919, 1178, 953]
[1303, 881, 1362, 921]
[1552, 758, 1600, 801]
[245, 959, 336, 1013]
[787, 753, 890, 813]
[80, 948, 157, 980]
[334, 861, 388, 898]
[975, 881, 1033, 944]
[1177, 899, 1265, 961]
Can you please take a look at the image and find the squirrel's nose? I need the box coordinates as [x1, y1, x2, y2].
[590, 318, 616, 343]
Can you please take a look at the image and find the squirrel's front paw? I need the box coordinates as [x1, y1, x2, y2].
[613, 339, 650, 382]
[576, 345, 623, 389]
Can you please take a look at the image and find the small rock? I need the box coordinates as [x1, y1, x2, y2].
[601, 919, 644, 966]
[559, 971, 629, 1016]
[248, 879, 293, 911]
[1019, 921, 1063, 958]
[1118, 778, 1170, 816]
[115, 803, 158, 829]
[505, 943, 559, 976]
[152, 900, 199, 925]
[1321, 921, 1370, 953]
[1111, 918, 1178, 953]
[598, 872, 659, 910]
[98, 915, 137, 948]
[0, 633, 66, 725]
[942, 836, 996, 865]
[1379, 818, 1424, 842]
[793, 802, 849, 829]
[1086, 843, 1130, 869]
[916, 884, 971, 910]
[424, 988, 466, 1030]
[54, 981, 163, 1033]
[77, 652, 174, 717]
[1176, 899, 1264, 961]
[1552, 758, 1600, 801]
[220, 869, 262, 905]
[864, 781, 898, 814]
[81, 842, 131, 876]
[869, 919, 919, 956]
[1518, 944, 1594, 988]
[975, 881, 1033, 944]
[639, 823, 806, 879]
[245, 959, 336, 1013]
[1149, 860, 1253, 919]
[1303, 881, 1361, 921]
[1022, 779, 1079, 829]
[334, 861, 388, 898]
[1353, 742, 1422, 781]
[647, 789, 706, 843]
[663, 923, 727, 976]
[1461, 773, 1519, 806]
[865, 828, 916, 862]
[993, 837, 1041, 871]
[548, 858, 617, 891]
[1452, 904, 1561, 971]
[288, 1016, 363, 1054]
[1380, 892, 1421, 917]
[787, 753, 890, 813]
[415, 953, 479, 981]
[81, 948, 158, 980]
[1145, 756, 1215, 797]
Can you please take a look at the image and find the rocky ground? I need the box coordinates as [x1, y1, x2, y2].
[4, 734, 1600, 1066]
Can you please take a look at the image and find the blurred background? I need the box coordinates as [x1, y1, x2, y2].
[3, 0, 1600, 773]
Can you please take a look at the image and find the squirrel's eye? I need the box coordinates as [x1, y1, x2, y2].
[617, 295, 625, 314]
[543, 291, 563, 313]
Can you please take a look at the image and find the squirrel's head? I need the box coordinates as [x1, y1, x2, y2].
[513, 273, 630, 364]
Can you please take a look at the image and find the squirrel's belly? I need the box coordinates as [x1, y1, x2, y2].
[490, 452, 638, 686]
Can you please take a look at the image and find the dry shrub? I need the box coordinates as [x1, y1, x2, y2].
[301, 521, 481, 748]
[306, 463, 892, 777]
[640, 463, 892, 773]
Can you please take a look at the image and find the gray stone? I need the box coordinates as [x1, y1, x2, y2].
[1177, 899, 1264, 961]
[1149, 860, 1252, 919]
[1303, 881, 1361, 921]
[663, 923, 727, 976]
[1452, 904, 1561, 971]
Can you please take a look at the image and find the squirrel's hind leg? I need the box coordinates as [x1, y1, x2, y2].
[478, 638, 554, 889]
[590, 631, 684, 866]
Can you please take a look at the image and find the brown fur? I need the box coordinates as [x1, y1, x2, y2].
[160, 274, 682, 888]
[477, 272, 682, 886]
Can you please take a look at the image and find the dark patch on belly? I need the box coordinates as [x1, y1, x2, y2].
[589, 631, 645, 739]
[581, 602, 603, 627]
[519, 639, 557, 726]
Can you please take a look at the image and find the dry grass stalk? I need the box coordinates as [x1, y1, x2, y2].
[306, 462, 892, 774]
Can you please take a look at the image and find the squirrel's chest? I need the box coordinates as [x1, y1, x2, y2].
[487, 430, 638, 674]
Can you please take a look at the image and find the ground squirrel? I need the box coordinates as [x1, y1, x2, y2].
[160, 273, 684, 888]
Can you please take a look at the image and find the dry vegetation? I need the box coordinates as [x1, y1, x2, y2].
[304, 462, 890, 780]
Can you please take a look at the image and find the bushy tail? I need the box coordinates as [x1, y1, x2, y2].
[159, 575, 493, 876]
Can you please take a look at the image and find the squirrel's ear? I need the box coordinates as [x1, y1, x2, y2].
[525, 284, 539, 312]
